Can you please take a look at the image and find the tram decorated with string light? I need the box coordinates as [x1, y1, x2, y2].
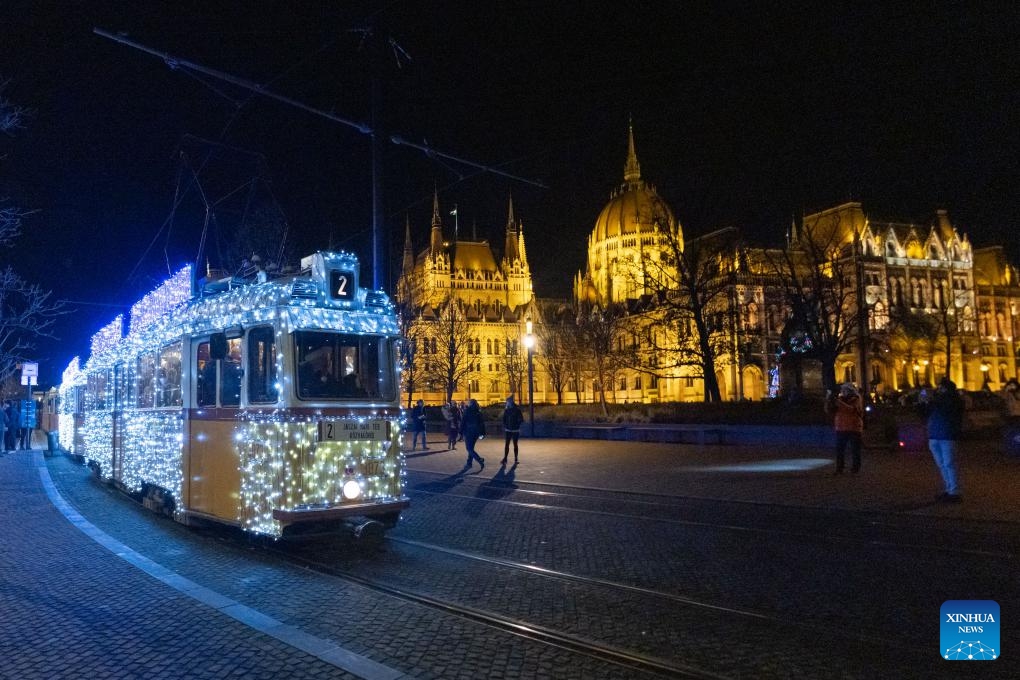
[58, 252, 408, 539]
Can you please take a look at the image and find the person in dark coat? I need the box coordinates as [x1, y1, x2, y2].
[409, 399, 429, 451]
[0, 402, 7, 454]
[7, 401, 22, 452]
[920, 377, 965, 502]
[501, 395, 524, 466]
[460, 399, 486, 470]
[442, 400, 460, 450]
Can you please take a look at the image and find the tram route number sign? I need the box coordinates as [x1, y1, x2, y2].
[329, 269, 356, 301]
[318, 419, 389, 442]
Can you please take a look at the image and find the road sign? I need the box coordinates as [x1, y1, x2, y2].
[22, 362, 38, 378]
[20, 375, 38, 386]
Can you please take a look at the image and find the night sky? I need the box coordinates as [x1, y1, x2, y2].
[1, 1, 1018, 385]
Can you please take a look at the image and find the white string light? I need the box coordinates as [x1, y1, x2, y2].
[59, 252, 405, 538]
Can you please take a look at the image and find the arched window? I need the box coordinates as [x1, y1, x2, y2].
[747, 302, 759, 329]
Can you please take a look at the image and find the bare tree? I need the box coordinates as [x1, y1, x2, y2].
[0, 79, 30, 135]
[422, 299, 477, 403]
[534, 300, 577, 404]
[576, 302, 630, 415]
[886, 306, 942, 387]
[0, 268, 63, 385]
[0, 84, 64, 386]
[497, 327, 526, 402]
[639, 196, 742, 402]
[767, 212, 861, 392]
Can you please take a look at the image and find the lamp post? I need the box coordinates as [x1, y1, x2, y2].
[523, 319, 535, 437]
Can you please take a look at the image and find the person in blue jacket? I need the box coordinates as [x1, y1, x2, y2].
[920, 377, 965, 502]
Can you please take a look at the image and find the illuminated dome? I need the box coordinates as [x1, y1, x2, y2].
[591, 125, 678, 243]
[577, 123, 682, 304]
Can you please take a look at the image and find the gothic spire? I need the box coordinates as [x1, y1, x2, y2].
[430, 187, 444, 253]
[402, 214, 415, 274]
[431, 187, 442, 229]
[623, 117, 641, 183]
[504, 193, 519, 263]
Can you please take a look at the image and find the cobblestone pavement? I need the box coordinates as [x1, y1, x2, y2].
[2, 433, 1018, 678]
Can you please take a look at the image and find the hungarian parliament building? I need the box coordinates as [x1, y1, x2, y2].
[397, 127, 1018, 405]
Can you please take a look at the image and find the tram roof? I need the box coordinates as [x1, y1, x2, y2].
[74, 252, 397, 376]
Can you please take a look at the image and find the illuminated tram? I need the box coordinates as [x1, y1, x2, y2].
[59, 252, 408, 539]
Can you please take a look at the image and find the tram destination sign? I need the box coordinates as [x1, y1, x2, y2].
[318, 419, 389, 442]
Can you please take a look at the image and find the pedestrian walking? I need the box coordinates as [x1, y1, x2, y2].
[457, 401, 466, 442]
[920, 377, 965, 502]
[7, 401, 21, 452]
[409, 399, 429, 451]
[826, 383, 863, 474]
[0, 401, 7, 455]
[501, 395, 524, 465]
[442, 400, 460, 450]
[461, 398, 486, 470]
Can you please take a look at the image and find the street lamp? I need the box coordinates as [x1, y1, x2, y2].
[523, 319, 535, 437]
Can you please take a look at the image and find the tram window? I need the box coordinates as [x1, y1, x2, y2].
[220, 338, 242, 407]
[86, 370, 110, 411]
[295, 331, 394, 400]
[248, 326, 278, 403]
[156, 342, 183, 407]
[196, 341, 216, 407]
[137, 353, 156, 408]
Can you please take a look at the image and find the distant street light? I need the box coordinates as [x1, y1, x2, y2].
[523, 319, 535, 437]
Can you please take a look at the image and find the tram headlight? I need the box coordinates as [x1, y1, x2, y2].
[342, 480, 362, 500]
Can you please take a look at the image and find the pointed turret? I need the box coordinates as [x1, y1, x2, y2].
[935, 209, 955, 243]
[504, 193, 519, 263]
[402, 215, 415, 274]
[623, 118, 642, 183]
[517, 223, 529, 270]
[430, 188, 444, 253]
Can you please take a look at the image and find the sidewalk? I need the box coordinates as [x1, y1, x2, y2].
[405, 435, 1020, 524]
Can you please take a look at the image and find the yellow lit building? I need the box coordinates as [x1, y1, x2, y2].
[401, 126, 1019, 404]
[396, 192, 538, 404]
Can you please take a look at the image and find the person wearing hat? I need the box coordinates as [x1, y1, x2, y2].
[921, 377, 964, 502]
[827, 383, 864, 474]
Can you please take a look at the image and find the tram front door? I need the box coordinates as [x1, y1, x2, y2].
[187, 338, 243, 522]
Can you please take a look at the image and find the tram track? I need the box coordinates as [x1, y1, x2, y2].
[406, 468, 1019, 559]
[272, 542, 724, 680]
[387, 536, 919, 651]
[272, 531, 932, 679]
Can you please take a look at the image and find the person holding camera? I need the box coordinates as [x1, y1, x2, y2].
[826, 383, 864, 474]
